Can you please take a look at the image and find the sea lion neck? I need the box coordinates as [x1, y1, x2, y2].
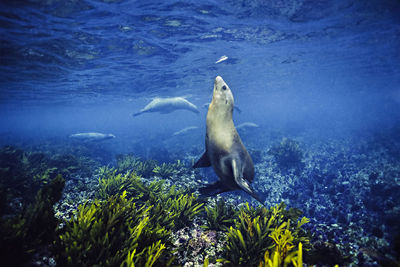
[206, 98, 235, 152]
[208, 100, 233, 123]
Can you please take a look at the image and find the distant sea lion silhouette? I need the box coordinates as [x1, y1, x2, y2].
[132, 97, 199, 117]
[236, 122, 259, 130]
[203, 103, 242, 113]
[69, 132, 115, 141]
[193, 76, 263, 204]
[172, 126, 199, 136]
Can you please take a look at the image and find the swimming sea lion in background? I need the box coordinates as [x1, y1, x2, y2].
[236, 122, 259, 130]
[193, 76, 263, 204]
[172, 126, 199, 136]
[69, 132, 116, 141]
[132, 97, 199, 117]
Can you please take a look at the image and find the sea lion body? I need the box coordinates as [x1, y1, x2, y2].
[203, 103, 242, 113]
[133, 97, 199, 117]
[194, 76, 263, 203]
[69, 132, 115, 141]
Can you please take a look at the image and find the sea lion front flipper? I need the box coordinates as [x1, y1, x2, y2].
[193, 151, 211, 168]
[199, 181, 230, 196]
[232, 158, 264, 205]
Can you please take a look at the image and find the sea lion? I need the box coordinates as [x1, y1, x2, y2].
[236, 122, 259, 130]
[172, 126, 199, 136]
[132, 97, 199, 117]
[193, 76, 263, 204]
[69, 132, 115, 141]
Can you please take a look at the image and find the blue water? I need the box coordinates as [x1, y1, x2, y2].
[1, 0, 400, 265]
[1, 0, 399, 135]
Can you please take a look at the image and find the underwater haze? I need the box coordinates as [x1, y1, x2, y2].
[1, 0, 400, 266]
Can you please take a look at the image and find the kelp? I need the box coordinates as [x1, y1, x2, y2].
[152, 160, 185, 179]
[260, 219, 308, 267]
[218, 203, 310, 266]
[202, 199, 238, 231]
[260, 242, 303, 267]
[166, 193, 204, 230]
[58, 167, 205, 266]
[97, 169, 146, 200]
[55, 191, 173, 267]
[116, 154, 157, 177]
[56, 191, 204, 266]
[153, 162, 175, 179]
[122, 240, 167, 267]
[97, 167, 188, 203]
[0, 174, 65, 266]
[0, 146, 94, 210]
[144, 191, 204, 232]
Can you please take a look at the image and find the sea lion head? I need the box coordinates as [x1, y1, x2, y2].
[210, 76, 234, 114]
[107, 134, 116, 139]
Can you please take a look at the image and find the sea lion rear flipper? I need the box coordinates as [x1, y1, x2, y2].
[248, 190, 265, 205]
[193, 151, 211, 168]
[232, 159, 264, 205]
[132, 111, 142, 117]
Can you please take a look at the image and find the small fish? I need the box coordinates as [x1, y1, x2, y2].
[215, 55, 228, 64]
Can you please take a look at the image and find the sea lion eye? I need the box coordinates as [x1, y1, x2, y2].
[222, 85, 227, 90]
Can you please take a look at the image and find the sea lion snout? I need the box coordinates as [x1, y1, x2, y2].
[214, 76, 225, 89]
[212, 75, 234, 107]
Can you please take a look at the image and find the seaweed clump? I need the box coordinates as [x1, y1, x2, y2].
[218, 202, 310, 267]
[55, 167, 205, 266]
[153, 162, 175, 178]
[268, 138, 304, 172]
[202, 199, 238, 231]
[115, 154, 188, 180]
[116, 154, 157, 177]
[97, 167, 204, 229]
[0, 146, 94, 213]
[153, 160, 185, 179]
[0, 174, 65, 266]
[260, 224, 304, 267]
[97, 168, 149, 200]
[55, 191, 171, 267]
